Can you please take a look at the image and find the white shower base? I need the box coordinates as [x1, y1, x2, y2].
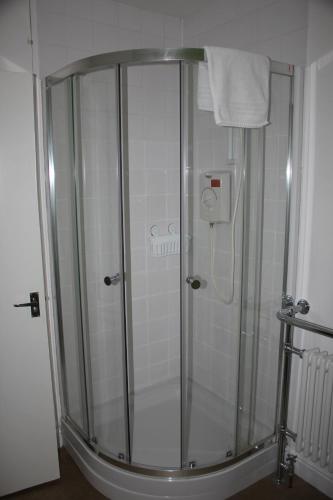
[94, 379, 235, 468]
[63, 419, 277, 500]
[63, 379, 277, 499]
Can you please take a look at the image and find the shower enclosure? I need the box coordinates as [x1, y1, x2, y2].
[46, 49, 294, 488]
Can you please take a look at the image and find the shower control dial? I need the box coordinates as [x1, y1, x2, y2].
[201, 187, 218, 210]
[104, 273, 121, 286]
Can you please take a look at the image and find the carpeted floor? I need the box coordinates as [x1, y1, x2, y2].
[5, 448, 330, 500]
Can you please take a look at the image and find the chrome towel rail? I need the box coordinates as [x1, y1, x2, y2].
[275, 295, 333, 487]
[276, 311, 333, 339]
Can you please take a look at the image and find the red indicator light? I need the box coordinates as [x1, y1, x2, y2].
[211, 179, 221, 188]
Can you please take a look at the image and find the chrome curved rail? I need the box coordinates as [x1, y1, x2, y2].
[45, 48, 294, 86]
[276, 311, 333, 339]
[46, 48, 205, 85]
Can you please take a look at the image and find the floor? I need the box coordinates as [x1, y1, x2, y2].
[6, 448, 329, 500]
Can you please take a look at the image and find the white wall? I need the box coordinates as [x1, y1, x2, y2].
[38, 0, 312, 459]
[183, 0, 308, 66]
[5, 0, 332, 487]
[127, 64, 181, 390]
[287, 2, 333, 495]
[302, 0, 333, 332]
[41, 0, 183, 431]
[307, 0, 333, 64]
[35, 0, 181, 77]
[40, 0, 333, 490]
[182, 0, 307, 444]
[0, 0, 32, 71]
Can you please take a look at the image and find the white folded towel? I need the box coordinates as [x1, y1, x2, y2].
[198, 47, 270, 128]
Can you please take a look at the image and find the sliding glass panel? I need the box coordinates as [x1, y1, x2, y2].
[49, 79, 87, 433]
[78, 68, 128, 459]
[236, 128, 265, 452]
[184, 63, 244, 467]
[127, 63, 181, 468]
[237, 73, 291, 451]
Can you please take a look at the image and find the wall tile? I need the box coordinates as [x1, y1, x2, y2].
[118, 2, 142, 31]
[150, 361, 169, 384]
[38, 12, 68, 46]
[36, 0, 182, 76]
[141, 10, 164, 37]
[43, 0, 301, 426]
[67, 17, 93, 51]
[164, 15, 182, 41]
[93, 22, 120, 52]
[92, 0, 118, 25]
[149, 340, 169, 365]
[39, 43, 68, 76]
[66, 0, 92, 20]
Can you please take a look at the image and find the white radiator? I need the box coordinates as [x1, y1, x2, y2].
[296, 348, 333, 472]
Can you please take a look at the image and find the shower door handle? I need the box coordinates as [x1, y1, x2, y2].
[186, 276, 201, 290]
[104, 273, 121, 286]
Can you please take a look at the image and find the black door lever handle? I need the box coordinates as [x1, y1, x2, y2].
[14, 292, 40, 317]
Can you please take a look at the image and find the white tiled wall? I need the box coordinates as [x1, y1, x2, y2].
[183, 0, 308, 66]
[43, 0, 307, 442]
[40, 0, 182, 415]
[35, 0, 182, 77]
[79, 69, 127, 412]
[187, 79, 291, 448]
[181, 0, 297, 436]
[187, 108, 244, 454]
[190, 108, 242, 407]
[253, 73, 290, 438]
[0, 0, 33, 72]
[77, 65, 180, 404]
[127, 64, 180, 391]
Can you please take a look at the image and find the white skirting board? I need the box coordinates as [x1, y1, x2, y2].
[295, 456, 333, 498]
[288, 445, 333, 498]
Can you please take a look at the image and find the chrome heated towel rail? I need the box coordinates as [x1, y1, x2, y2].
[275, 295, 333, 486]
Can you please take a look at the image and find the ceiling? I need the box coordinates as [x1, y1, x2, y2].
[115, 0, 214, 18]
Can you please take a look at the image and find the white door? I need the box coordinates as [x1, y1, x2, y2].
[0, 70, 59, 496]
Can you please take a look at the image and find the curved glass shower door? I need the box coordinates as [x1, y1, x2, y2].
[126, 62, 181, 468]
[182, 63, 293, 467]
[181, 63, 245, 467]
[77, 68, 130, 461]
[48, 69, 130, 461]
[48, 78, 88, 434]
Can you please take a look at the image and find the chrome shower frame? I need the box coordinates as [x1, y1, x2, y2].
[45, 48, 295, 479]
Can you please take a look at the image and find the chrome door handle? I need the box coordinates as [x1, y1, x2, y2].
[14, 292, 40, 317]
[186, 276, 201, 290]
[104, 273, 121, 286]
